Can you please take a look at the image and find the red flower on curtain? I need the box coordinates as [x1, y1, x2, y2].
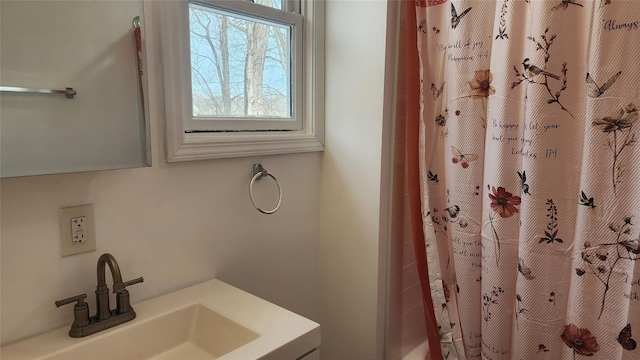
[561, 324, 600, 357]
[487, 185, 521, 266]
[468, 69, 494, 128]
[468, 69, 496, 99]
[489, 186, 521, 218]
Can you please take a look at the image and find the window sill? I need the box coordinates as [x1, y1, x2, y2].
[166, 131, 324, 161]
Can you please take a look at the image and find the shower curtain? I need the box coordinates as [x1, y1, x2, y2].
[406, 1, 640, 359]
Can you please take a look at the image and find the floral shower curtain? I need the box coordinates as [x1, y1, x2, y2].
[408, 0, 640, 359]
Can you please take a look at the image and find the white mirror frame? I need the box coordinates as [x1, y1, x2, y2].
[161, 0, 324, 162]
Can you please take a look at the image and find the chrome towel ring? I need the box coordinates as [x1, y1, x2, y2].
[249, 164, 282, 214]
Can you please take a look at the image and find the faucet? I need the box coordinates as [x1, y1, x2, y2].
[55, 253, 143, 338]
[96, 253, 124, 320]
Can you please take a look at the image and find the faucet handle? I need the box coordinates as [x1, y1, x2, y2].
[112, 276, 143, 293]
[55, 294, 90, 328]
[115, 277, 143, 315]
[123, 276, 144, 288]
[55, 293, 87, 307]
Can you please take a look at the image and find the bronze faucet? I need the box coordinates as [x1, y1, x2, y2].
[55, 253, 143, 337]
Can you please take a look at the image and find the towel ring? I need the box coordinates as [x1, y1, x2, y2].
[249, 164, 282, 214]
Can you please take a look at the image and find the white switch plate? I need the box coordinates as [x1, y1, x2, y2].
[60, 204, 96, 256]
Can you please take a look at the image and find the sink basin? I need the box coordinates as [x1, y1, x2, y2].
[1, 280, 320, 360]
[46, 304, 260, 360]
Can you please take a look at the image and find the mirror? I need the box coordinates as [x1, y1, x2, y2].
[0, 0, 150, 178]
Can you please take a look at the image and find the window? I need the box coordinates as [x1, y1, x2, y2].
[162, 0, 324, 161]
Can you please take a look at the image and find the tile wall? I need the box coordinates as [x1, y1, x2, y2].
[386, 9, 428, 359]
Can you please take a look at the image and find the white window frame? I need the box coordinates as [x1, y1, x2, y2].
[187, 1, 302, 132]
[161, 0, 324, 161]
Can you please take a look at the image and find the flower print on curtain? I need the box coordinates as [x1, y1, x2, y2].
[575, 217, 639, 320]
[591, 103, 638, 194]
[467, 69, 495, 128]
[412, 0, 640, 359]
[468, 70, 495, 99]
[487, 185, 521, 266]
[561, 324, 601, 359]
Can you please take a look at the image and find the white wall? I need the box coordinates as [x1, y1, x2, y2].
[1, 1, 395, 358]
[318, 1, 391, 359]
[0, 1, 320, 346]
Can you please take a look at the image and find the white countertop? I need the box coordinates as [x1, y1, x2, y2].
[1, 279, 320, 360]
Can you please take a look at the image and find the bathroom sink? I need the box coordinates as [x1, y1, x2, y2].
[1, 280, 320, 360]
[46, 304, 259, 360]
